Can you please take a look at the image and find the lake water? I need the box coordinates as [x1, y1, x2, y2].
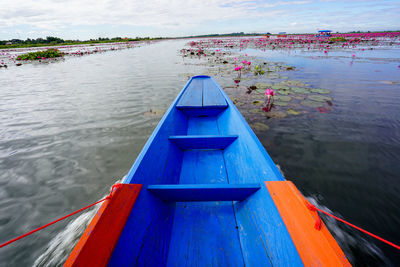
[0, 39, 399, 266]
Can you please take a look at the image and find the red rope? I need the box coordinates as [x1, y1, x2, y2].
[0, 183, 122, 249]
[307, 203, 400, 250]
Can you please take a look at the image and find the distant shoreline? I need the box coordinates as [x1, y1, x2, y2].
[1, 30, 399, 50]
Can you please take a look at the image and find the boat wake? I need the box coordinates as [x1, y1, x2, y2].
[306, 196, 390, 266]
[33, 179, 123, 267]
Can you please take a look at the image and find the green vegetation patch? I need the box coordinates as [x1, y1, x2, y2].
[251, 122, 270, 132]
[275, 95, 292, 102]
[16, 49, 64, 60]
[310, 88, 331, 94]
[308, 95, 332, 102]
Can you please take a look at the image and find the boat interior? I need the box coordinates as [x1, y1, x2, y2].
[107, 75, 301, 266]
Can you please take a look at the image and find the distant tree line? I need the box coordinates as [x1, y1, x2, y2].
[180, 32, 271, 38]
[0, 36, 162, 48]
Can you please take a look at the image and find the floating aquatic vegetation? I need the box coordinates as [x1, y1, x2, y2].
[310, 88, 331, 94]
[249, 108, 263, 114]
[16, 48, 64, 61]
[179, 37, 339, 127]
[250, 122, 270, 132]
[266, 73, 280, 79]
[254, 65, 265, 75]
[287, 108, 301, 115]
[265, 110, 287, 118]
[275, 95, 292, 102]
[274, 101, 289, 106]
[271, 84, 290, 90]
[283, 80, 307, 87]
[252, 100, 263, 105]
[300, 100, 324, 108]
[277, 89, 290, 95]
[255, 82, 273, 89]
[308, 95, 333, 102]
[291, 87, 310, 94]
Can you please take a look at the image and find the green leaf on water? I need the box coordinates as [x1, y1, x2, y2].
[300, 100, 324, 108]
[252, 100, 263, 106]
[265, 110, 287, 118]
[249, 108, 263, 114]
[277, 89, 290, 95]
[308, 95, 332, 102]
[310, 88, 331, 94]
[275, 95, 292, 102]
[287, 108, 301, 115]
[291, 87, 310, 94]
[274, 101, 288, 106]
[250, 122, 270, 132]
[284, 80, 306, 87]
[255, 82, 273, 89]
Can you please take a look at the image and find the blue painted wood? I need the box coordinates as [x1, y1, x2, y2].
[108, 77, 192, 267]
[187, 116, 219, 135]
[167, 148, 245, 266]
[215, 77, 304, 266]
[104, 76, 306, 267]
[169, 135, 238, 150]
[147, 184, 260, 202]
[203, 77, 228, 107]
[176, 106, 227, 117]
[176, 78, 203, 108]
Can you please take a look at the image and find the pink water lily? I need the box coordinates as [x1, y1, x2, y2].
[263, 88, 275, 112]
[264, 88, 275, 97]
[234, 65, 243, 71]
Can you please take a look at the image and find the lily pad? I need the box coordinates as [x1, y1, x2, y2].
[265, 110, 287, 118]
[255, 82, 273, 89]
[300, 100, 324, 108]
[267, 73, 280, 79]
[249, 108, 263, 114]
[274, 101, 288, 106]
[308, 95, 332, 102]
[251, 122, 270, 132]
[272, 84, 290, 90]
[277, 89, 290, 95]
[291, 87, 310, 94]
[275, 95, 292, 102]
[284, 80, 306, 87]
[287, 108, 301, 115]
[252, 100, 263, 106]
[310, 88, 331, 94]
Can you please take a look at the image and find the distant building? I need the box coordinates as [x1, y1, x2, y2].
[6, 41, 12, 45]
[277, 32, 287, 38]
[316, 30, 332, 37]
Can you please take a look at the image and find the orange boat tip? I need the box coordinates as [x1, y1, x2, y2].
[265, 181, 351, 267]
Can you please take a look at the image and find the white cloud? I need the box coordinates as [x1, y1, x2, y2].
[0, 0, 398, 38]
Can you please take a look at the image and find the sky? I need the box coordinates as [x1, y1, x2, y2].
[0, 0, 399, 40]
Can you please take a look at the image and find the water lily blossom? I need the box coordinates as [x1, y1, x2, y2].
[234, 65, 243, 71]
[264, 88, 275, 98]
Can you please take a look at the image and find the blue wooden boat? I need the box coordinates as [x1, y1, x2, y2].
[66, 75, 350, 266]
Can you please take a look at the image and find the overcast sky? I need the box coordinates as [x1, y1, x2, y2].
[0, 0, 399, 40]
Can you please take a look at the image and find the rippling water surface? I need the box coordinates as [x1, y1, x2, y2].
[0, 39, 399, 266]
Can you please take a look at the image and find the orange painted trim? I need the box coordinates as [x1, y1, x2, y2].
[65, 184, 142, 267]
[265, 181, 351, 267]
